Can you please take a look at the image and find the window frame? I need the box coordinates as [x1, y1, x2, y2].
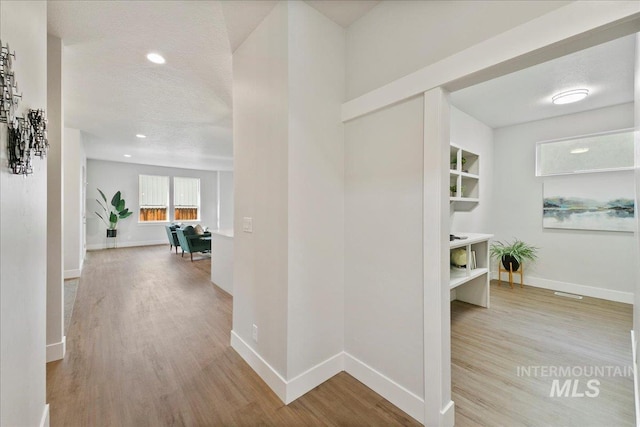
[138, 174, 170, 223]
[173, 176, 201, 222]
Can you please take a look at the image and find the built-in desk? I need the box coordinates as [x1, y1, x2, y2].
[450, 232, 492, 308]
[211, 230, 234, 295]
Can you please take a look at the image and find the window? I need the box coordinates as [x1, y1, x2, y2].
[174, 177, 200, 221]
[139, 175, 169, 222]
[536, 129, 634, 176]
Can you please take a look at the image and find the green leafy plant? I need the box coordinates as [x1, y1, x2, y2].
[95, 189, 133, 230]
[450, 156, 467, 170]
[490, 239, 538, 271]
[449, 185, 465, 196]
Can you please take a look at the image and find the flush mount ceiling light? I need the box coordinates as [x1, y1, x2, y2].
[135, 134, 146, 139]
[146, 52, 165, 64]
[552, 89, 589, 105]
[570, 147, 589, 154]
[123, 154, 132, 158]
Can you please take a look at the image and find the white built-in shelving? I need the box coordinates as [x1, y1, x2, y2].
[450, 144, 479, 211]
[449, 232, 492, 308]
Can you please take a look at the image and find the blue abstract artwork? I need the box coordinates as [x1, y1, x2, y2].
[543, 171, 635, 232]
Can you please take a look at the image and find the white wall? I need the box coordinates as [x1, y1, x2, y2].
[217, 171, 234, 230]
[232, 0, 345, 402]
[286, 0, 345, 380]
[86, 160, 218, 250]
[47, 34, 66, 362]
[63, 128, 86, 277]
[344, 95, 424, 400]
[633, 37, 640, 417]
[0, 1, 49, 425]
[346, 0, 569, 99]
[492, 103, 635, 300]
[450, 106, 494, 233]
[232, 0, 290, 377]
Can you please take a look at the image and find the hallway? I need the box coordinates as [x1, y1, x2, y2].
[46, 245, 419, 426]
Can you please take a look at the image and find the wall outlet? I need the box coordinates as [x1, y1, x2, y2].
[243, 217, 253, 233]
[252, 324, 258, 342]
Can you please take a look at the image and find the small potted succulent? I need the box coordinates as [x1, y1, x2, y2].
[490, 239, 538, 272]
[95, 189, 133, 237]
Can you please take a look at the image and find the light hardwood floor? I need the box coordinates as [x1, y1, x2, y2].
[47, 245, 420, 426]
[48, 245, 634, 426]
[452, 282, 634, 427]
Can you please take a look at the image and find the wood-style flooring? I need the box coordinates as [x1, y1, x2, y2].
[48, 245, 634, 426]
[452, 282, 634, 427]
[46, 245, 420, 426]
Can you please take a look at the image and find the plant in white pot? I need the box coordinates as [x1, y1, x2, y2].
[490, 239, 538, 272]
[95, 189, 133, 237]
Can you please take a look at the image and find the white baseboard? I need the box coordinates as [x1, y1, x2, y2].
[490, 272, 633, 304]
[343, 353, 424, 424]
[87, 239, 166, 251]
[230, 330, 344, 404]
[441, 400, 455, 427]
[230, 331, 287, 402]
[64, 269, 81, 279]
[286, 352, 343, 403]
[46, 336, 66, 362]
[231, 331, 426, 423]
[40, 404, 50, 427]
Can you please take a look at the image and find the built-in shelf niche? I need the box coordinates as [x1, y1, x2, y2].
[450, 144, 479, 211]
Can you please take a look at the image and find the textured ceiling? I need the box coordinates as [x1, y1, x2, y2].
[48, 0, 234, 171]
[305, 1, 380, 28]
[48, 1, 626, 169]
[220, 0, 278, 52]
[221, 0, 380, 52]
[48, 0, 379, 170]
[450, 35, 636, 129]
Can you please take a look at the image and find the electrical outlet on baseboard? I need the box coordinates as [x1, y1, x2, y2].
[252, 324, 258, 342]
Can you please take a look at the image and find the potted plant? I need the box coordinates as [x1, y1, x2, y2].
[450, 156, 467, 171]
[490, 239, 538, 272]
[449, 185, 465, 197]
[95, 189, 133, 237]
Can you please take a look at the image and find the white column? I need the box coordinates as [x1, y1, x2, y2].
[423, 87, 454, 427]
[46, 34, 65, 362]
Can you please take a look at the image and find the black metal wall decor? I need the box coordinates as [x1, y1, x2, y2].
[0, 40, 20, 124]
[1, 39, 48, 175]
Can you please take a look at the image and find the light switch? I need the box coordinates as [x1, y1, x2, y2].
[243, 217, 253, 233]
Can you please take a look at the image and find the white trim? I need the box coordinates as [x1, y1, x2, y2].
[440, 400, 455, 427]
[631, 331, 639, 427]
[285, 352, 344, 403]
[86, 239, 166, 251]
[230, 331, 288, 402]
[230, 331, 344, 404]
[342, 2, 640, 122]
[230, 332, 424, 421]
[344, 352, 424, 424]
[490, 272, 633, 304]
[64, 269, 81, 279]
[39, 404, 50, 427]
[46, 336, 66, 362]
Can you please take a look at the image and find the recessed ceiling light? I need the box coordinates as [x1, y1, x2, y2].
[124, 154, 132, 158]
[136, 134, 146, 139]
[552, 89, 589, 105]
[570, 148, 589, 154]
[146, 52, 165, 64]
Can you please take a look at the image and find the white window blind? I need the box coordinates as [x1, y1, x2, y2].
[139, 175, 169, 222]
[174, 177, 200, 207]
[140, 175, 169, 206]
[174, 177, 200, 221]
